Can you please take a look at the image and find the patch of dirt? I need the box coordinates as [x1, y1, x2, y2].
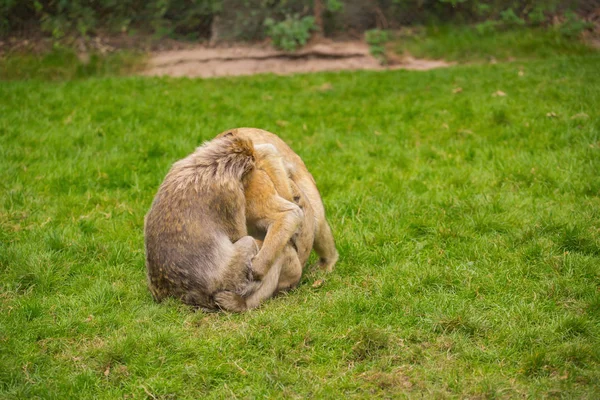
[142, 41, 453, 78]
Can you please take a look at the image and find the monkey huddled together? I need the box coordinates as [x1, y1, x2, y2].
[144, 128, 338, 312]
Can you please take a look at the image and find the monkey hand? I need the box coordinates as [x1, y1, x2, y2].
[250, 254, 271, 281]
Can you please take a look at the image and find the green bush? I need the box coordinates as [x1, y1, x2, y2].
[475, 19, 499, 35]
[264, 14, 316, 52]
[500, 8, 525, 27]
[0, 0, 593, 43]
[528, 5, 547, 26]
[326, 0, 343, 13]
[0, 0, 220, 39]
[559, 10, 592, 38]
[365, 29, 390, 63]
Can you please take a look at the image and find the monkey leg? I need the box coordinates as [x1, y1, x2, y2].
[244, 254, 284, 309]
[212, 236, 260, 312]
[249, 199, 303, 280]
[289, 180, 315, 267]
[276, 245, 303, 292]
[260, 156, 336, 272]
[213, 250, 285, 312]
[288, 177, 336, 272]
[245, 166, 304, 280]
[313, 219, 339, 272]
[233, 246, 303, 310]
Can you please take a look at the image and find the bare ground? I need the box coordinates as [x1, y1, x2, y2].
[142, 41, 453, 78]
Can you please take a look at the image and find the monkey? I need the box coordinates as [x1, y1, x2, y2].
[145, 133, 312, 312]
[213, 144, 317, 312]
[216, 128, 339, 273]
[144, 134, 259, 310]
[212, 128, 339, 312]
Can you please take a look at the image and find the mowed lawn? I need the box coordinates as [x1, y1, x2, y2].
[1, 55, 599, 398]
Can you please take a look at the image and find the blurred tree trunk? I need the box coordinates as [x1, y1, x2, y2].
[314, 0, 324, 37]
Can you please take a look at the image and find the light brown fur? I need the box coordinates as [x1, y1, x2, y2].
[217, 128, 339, 272]
[145, 135, 259, 310]
[145, 133, 315, 312]
[212, 142, 316, 311]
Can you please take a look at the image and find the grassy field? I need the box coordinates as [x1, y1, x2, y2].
[0, 49, 144, 81]
[1, 46, 600, 398]
[392, 25, 597, 62]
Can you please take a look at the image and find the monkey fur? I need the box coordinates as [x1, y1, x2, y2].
[217, 128, 339, 273]
[145, 133, 316, 311]
[212, 143, 317, 311]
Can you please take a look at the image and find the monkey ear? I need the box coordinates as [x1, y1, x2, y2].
[222, 131, 233, 138]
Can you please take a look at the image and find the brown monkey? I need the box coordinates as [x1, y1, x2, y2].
[217, 128, 339, 273]
[145, 134, 310, 311]
[145, 134, 259, 310]
[210, 143, 316, 312]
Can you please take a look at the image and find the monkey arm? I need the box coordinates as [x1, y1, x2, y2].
[244, 160, 304, 280]
[249, 198, 303, 280]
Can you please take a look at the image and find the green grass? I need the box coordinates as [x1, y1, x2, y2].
[393, 25, 598, 62]
[1, 53, 600, 398]
[0, 48, 144, 81]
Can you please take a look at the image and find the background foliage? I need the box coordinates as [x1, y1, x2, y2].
[1, 0, 595, 42]
[1, 0, 221, 40]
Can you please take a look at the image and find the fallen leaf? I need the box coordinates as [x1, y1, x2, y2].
[518, 70, 525, 77]
[570, 112, 589, 120]
[318, 82, 333, 91]
[452, 87, 463, 94]
[276, 120, 288, 127]
[546, 112, 558, 118]
[312, 279, 324, 288]
[104, 365, 110, 377]
[374, 131, 382, 136]
[85, 315, 94, 322]
[492, 90, 506, 97]
[442, 123, 449, 129]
